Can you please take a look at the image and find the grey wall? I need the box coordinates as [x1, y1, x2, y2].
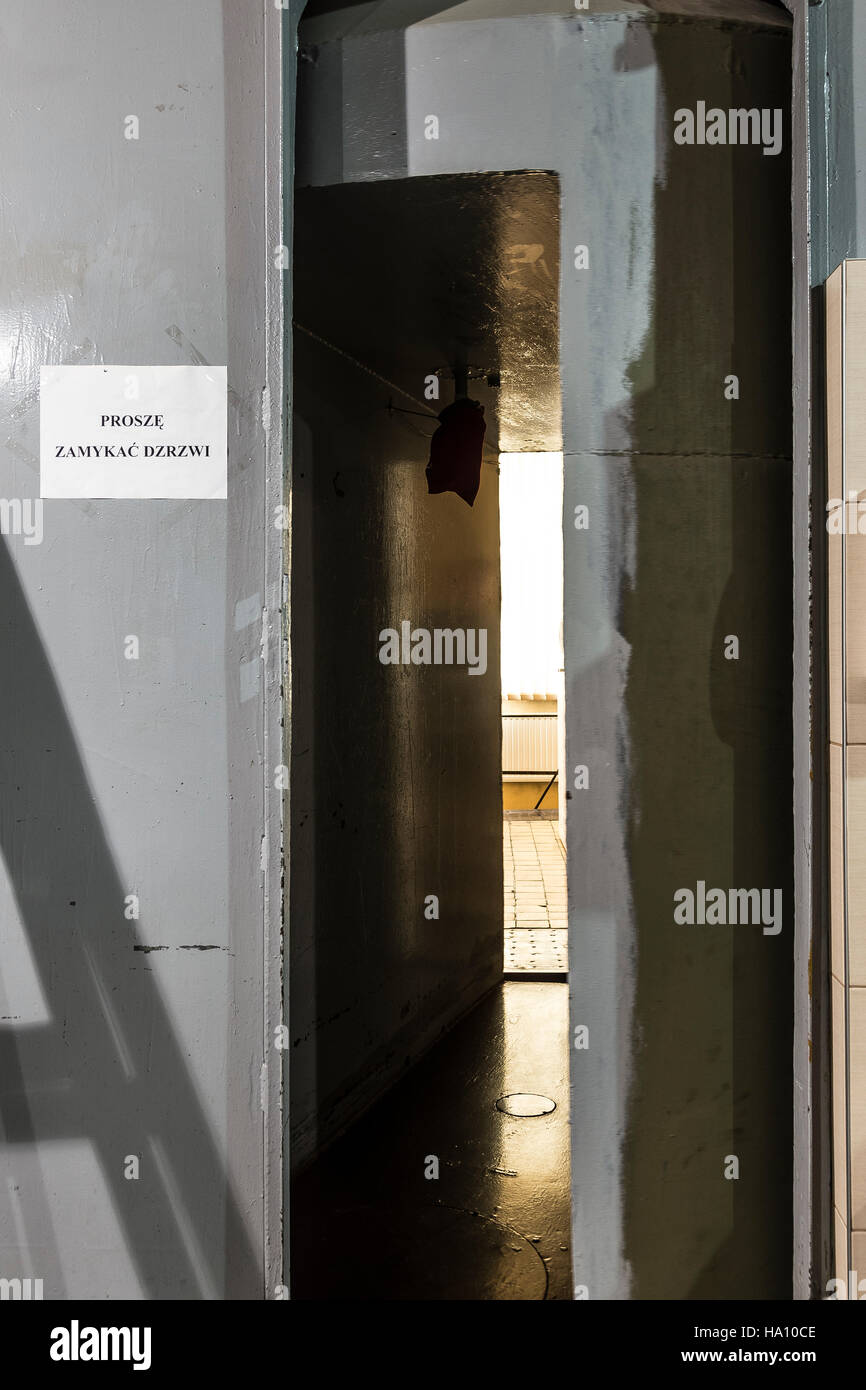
[290, 0, 794, 1298]
[809, 0, 862, 284]
[0, 1, 283, 1299]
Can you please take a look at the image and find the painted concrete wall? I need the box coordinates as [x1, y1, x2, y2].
[0, 1, 282, 1299]
[620, 15, 792, 1300]
[291, 0, 794, 1297]
[809, 0, 864, 285]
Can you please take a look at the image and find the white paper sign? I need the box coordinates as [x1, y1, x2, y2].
[40, 365, 227, 499]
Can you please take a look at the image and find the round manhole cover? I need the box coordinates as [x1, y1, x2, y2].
[495, 1093, 556, 1117]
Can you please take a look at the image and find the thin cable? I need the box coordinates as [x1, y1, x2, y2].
[295, 321, 500, 466]
[294, 321, 439, 416]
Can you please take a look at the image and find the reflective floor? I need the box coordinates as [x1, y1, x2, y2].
[291, 981, 571, 1300]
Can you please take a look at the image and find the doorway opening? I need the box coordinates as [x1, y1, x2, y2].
[499, 451, 566, 979]
[288, 155, 569, 1298]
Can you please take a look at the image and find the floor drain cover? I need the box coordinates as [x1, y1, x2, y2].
[495, 1093, 556, 1117]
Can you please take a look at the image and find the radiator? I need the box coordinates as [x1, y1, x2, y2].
[501, 715, 558, 775]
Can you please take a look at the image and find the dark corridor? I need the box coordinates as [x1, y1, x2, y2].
[289, 170, 566, 1296]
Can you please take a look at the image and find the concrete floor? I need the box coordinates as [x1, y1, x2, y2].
[503, 812, 567, 975]
[291, 980, 571, 1300]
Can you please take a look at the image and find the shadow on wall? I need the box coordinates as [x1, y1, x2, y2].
[0, 535, 259, 1299]
[617, 13, 793, 1298]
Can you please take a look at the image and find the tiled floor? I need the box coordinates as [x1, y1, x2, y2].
[503, 812, 568, 975]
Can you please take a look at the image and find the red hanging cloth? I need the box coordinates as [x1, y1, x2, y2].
[425, 398, 486, 507]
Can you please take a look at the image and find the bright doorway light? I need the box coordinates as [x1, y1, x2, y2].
[499, 452, 563, 697]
